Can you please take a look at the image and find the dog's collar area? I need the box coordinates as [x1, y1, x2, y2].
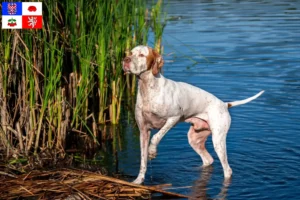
[136, 69, 149, 79]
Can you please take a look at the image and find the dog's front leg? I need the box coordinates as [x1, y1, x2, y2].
[148, 116, 180, 159]
[133, 128, 150, 184]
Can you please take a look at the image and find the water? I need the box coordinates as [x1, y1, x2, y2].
[116, 0, 300, 199]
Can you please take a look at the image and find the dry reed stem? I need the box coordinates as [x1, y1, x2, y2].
[0, 168, 189, 199]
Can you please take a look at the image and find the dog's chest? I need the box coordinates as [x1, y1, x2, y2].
[142, 109, 167, 129]
[141, 98, 168, 117]
[137, 86, 169, 129]
[136, 78, 182, 128]
[138, 93, 178, 129]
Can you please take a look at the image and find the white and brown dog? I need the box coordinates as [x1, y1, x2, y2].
[122, 45, 264, 184]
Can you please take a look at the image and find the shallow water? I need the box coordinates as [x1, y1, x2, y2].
[116, 0, 300, 199]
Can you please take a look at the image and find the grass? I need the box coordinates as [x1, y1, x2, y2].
[0, 0, 165, 159]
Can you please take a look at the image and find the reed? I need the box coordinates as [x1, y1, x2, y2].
[151, 0, 166, 53]
[0, 0, 165, 159]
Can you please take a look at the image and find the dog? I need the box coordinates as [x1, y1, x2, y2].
[122, 45, 264, 184]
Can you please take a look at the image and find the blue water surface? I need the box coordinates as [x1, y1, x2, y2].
[117, 0, 300, 199]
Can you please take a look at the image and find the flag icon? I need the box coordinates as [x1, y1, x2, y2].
[2, 2, 42, 29]
[22, 2, 42, 16]
[2, 2, 22, 15]
[2, 16, 22, 29]
[22, 16, 43, 29]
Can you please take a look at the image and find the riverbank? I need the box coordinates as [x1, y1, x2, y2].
[0, 168, 188, 199]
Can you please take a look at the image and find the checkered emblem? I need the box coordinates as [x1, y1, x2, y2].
[7, 3, 17, 15]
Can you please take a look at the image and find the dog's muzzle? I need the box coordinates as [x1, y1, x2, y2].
[123, 57, 131, 73]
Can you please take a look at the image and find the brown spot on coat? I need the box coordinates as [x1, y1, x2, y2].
[146, 47, 164, 75]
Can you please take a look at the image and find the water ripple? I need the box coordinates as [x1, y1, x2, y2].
[117, 0, 300, 199]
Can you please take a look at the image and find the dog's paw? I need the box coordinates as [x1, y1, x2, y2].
[202, 156, 214, 167]
[148, 145, 157, 159]
[132, 177, 144, 185]
[148, 151, 157, 159]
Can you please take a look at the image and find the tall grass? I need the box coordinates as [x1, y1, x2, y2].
[151, 0, 166, 53]
[0, 0, 165, 159]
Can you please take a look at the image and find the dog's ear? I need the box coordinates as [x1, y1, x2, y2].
[151, 50, 164, 76]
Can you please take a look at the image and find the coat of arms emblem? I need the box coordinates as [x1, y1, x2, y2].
[7, 3, 17, 15]
[7, 18, 17, 27]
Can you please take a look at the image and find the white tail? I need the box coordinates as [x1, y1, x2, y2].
[227, 90, 264, 108]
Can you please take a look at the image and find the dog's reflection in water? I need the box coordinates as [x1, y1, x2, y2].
[190, 166, 231, 200]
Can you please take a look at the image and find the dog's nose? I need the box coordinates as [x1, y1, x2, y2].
[124, 57, 131, 63]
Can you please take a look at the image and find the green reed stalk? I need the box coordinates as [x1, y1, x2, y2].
[97, 27, 109, 124]
[0, 0, 166, 159]
[151, 0, 166, 53]
[0, 31, 11, 151]
[35, 32, 63, 154]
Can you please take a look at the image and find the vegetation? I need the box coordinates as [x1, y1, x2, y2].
[0, 0, 165, 161]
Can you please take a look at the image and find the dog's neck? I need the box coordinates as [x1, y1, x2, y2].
[137, 71, 163, 98]
[137, 70, 161, 82]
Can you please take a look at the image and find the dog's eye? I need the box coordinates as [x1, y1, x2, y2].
[139, 54, 145, 57]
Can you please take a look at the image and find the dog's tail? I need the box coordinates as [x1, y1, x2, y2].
[227, 90, 264, 108]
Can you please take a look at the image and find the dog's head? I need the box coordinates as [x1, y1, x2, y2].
[122, 45, 164, 76]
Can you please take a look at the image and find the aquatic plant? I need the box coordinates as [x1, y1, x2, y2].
[0, 0, 165, 159]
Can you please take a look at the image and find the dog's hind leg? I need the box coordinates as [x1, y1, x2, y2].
[209, 106, 232, 179]
[188, 126, 213, 166]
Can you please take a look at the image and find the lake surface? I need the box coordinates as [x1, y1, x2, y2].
[116, 0, 300, 199]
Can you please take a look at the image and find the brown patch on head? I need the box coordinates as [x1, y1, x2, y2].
[228, 103, 232, 108]
[146, 47, 164, 76]
[146, 48, 155, 69]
